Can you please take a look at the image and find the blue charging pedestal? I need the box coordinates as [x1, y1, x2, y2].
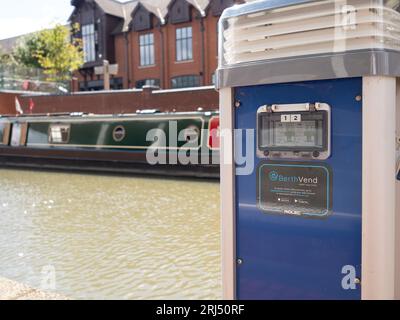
[217, 0, 400, 300]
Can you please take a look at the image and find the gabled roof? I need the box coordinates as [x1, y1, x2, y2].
[128, 0, 211, 28]
[70, 0, 138, 21]
[71, 0, 235, 35]
[95, 0, 129, 18]
[140, 0, 171, 25]
[122, 0, 172, 33]
[185, 0, 210, 17]
[97, 0, 172, 23]
[120, 1, 139, 32]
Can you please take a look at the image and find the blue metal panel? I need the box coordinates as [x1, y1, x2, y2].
[234, 78, 362, 300]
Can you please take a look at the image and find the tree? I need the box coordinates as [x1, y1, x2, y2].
[14, 34, 45, 69]
[15, 24, 83, 81]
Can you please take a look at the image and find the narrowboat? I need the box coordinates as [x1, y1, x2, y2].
[0, 111, 220, 179]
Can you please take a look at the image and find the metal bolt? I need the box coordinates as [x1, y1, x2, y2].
[237, 258, 243, 265]
[355, 95, 362, 102]
[354, 278, 361, 285]
[235, 101, 241, 108]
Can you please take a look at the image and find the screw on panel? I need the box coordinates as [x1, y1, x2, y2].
[354, 278, 361, 285]
[355, 95, 362, 102]
[237, 259, 243, 265]
[235, 101, 241, 108]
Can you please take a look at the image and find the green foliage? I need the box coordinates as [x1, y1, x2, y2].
[14, 24, 83, 81]
[14, 35, 44, 69]
[0, 46, 18, 67]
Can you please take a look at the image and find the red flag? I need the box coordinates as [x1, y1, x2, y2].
[29, 98, 35, 113]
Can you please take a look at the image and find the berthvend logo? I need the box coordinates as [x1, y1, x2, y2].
[269, 171, 279, 182]
[268, 171, 319, 184]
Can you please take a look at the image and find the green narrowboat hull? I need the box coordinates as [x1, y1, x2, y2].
[0, 111, 220, 179]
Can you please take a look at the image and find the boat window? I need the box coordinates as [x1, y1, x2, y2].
[49, 124, 70, 144]
[11, 123, 21, 146]
[10, 123, 28, 147]
[113, 126, 126, 142]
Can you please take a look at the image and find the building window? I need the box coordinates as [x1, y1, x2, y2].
[49, 124, 70, 144]
[136, 79, 160, 89]
[82, 24, 96, 63]
[79, 78, 123, 91]
[139, 33, 155, 66]
[176, 27, 193, 61]
[171, 75, 200, 89]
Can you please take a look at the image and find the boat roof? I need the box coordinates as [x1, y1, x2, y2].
[0, 110, 219, 121]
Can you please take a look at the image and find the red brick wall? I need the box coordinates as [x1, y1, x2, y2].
[166, 8, 203, 86]
[114, 33, 130, 88]
[17, 87, 218, 115]
[205, 14, 220, 85]
[131, 16, 164, 89]
[108, 6, 222, 90]
[75, 1, 244, 91]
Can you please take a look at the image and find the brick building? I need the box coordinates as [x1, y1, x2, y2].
[69, 0, 243, 91]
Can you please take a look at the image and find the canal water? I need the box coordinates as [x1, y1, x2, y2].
[0, 169, 221, 300]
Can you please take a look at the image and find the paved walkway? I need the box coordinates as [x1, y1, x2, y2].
[0, 277, 68, 300]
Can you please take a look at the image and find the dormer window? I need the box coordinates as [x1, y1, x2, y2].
[131, 4, 152, 32]
[169, 0, 191, 24]
[82, 24, 96, 62]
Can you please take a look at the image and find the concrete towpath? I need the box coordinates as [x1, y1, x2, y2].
[0, 277, 69, 300]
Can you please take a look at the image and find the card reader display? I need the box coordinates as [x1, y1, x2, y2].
[257, 103, 331, 160]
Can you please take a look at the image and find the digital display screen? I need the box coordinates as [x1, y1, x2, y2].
[259, 111, 327, 151]
[272, 120, 323, 147]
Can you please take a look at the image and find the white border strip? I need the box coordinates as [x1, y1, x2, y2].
[220, 87, 236, 300]
[362, 76, 397, 300]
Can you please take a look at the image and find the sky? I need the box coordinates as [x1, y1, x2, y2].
[0, 0, 132, 40]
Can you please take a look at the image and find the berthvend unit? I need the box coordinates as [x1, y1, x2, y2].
[217, 0, 400, 300]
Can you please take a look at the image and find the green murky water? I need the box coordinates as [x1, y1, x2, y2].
[0, 169, 221, 300]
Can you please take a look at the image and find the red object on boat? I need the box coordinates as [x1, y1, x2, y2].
[208, 116, 220, 150]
